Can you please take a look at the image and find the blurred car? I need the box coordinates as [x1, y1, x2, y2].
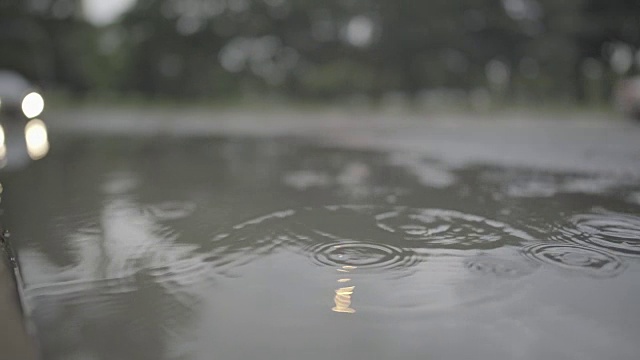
[0, 70, 45, 121]
[614, 76, 640, 120]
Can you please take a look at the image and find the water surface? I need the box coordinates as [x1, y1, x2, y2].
[2, 134, 640, 360]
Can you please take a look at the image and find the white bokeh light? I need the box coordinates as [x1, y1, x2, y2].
[344, 15, 374, 48]
[21, 92, 45, 119]
[83, 0, 137, 26]
[25, 119, 50, 160]
[610, 43, 633, 74]
[486, 59, 510, 87]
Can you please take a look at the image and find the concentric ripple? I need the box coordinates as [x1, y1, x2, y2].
[374, 207, 533, 249]
[306, 241, 420, 271]
[566, 211, 640, 257]
[145, 201, 197, 221]
[465, 255, 537, 278]
[522, 243, 625, 277]
[211, 205, 534, 276]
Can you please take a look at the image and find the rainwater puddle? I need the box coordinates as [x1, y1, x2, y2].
[1, 135, 640, 360]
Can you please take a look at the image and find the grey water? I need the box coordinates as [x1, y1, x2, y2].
[2, 134, 640, 360]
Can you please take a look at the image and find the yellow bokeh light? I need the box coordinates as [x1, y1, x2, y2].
[332, 285, 356, 314]
[24, 119, 49, 160]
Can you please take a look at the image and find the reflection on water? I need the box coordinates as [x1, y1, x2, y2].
[1, 136, 640, 359]
[0, 124, 7, 167]
[333, 265, 356, 314]
[0, 117, 49, 169]
[24, 119, 49, 160]
[333, 286, 356, 314]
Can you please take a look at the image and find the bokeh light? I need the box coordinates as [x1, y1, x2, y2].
[21, 92, 44, 119]
[24, 119, 49, 160]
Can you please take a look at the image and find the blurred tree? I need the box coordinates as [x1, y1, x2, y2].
[1, 0, 637, 104]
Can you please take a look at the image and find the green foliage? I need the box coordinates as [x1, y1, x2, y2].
[0, 0, 638, 103]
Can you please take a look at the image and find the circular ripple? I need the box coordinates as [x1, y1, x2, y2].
[374, 207, 533, 249]
[465, 255, 536, 278]
[145, 201, 196, 221]
[307, 241, 420, 271]
[213, 205, 532, 276]
[522, 243, 625, 277]
[567, 212, 640, 257]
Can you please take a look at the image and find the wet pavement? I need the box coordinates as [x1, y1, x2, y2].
[1, 110, 640, 360]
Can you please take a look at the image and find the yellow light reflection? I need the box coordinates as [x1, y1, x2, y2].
[332, 265, 357, 314]
[332, 285, 356, 313]
[24, 119, 49, 160]
[337, 265, 357, 273]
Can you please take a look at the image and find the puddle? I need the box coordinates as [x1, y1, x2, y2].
[1, 135, 640, 360]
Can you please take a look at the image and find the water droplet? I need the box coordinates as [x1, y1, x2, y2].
[522, 243, 625, 277]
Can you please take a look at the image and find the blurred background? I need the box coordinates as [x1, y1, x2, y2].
[1, 0, 639, 112]
[2, 3, 640, 359]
